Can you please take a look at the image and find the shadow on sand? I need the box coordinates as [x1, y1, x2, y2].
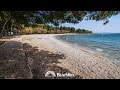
[0, 40, 82, 79]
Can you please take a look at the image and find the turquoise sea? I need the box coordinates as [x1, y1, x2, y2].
[56, 33, 120, 62]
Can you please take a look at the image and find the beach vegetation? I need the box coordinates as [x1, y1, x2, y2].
[0, 11, 120, 37]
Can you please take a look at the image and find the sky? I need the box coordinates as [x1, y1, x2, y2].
[60, 14, 120, 33]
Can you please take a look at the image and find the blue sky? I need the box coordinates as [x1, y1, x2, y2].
[60, 14, 120, 33]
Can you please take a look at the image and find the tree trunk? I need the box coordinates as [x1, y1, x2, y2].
[10, 21, 13, 35]
[0, 17, 11, 38]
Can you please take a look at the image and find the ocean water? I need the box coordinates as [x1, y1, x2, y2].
[55, 33, 120, 62]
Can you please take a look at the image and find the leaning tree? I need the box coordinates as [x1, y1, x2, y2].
[0, 11, 120, 37]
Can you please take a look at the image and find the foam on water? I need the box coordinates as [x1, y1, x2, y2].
[95, 48, 103, 52]
[56, 33, 120, 62]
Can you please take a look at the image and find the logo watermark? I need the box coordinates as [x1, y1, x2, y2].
[45, 71, 56, 77]
[45, 71, 75, 78]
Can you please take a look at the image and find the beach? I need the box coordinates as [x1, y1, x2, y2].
[0, 34, 120, 79]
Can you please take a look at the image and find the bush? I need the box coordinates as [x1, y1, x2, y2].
[50, 30, 54, 34]
[41, 29, 47, 34]
[33, 27, 42, 34]
[56, 30, 61, 34]
[19, 27, 33, 34]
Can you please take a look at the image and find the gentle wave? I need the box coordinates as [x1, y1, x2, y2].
[56, 33, 120, 62]
[95, 48, 103, 52]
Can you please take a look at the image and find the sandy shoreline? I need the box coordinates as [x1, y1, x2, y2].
[1, 34, 120, 79]
[19, 34, 120, 79]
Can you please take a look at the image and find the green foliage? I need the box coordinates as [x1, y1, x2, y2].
[16, 24, 92, 34]
[76, 29, 92, 33]
[0, 11, 120, 36]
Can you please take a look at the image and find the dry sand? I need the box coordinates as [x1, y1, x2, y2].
[21, 34, 120, 79]
[1, 34, 120, 79]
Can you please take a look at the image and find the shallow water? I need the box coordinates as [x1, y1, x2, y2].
[55, 33, 120, 62]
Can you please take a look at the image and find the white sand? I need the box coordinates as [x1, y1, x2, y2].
[14, 34, 120, 79]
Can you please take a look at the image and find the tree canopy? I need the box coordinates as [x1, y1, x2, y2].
[33, 11, 120, 25]
[0, 11, 120, 36]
